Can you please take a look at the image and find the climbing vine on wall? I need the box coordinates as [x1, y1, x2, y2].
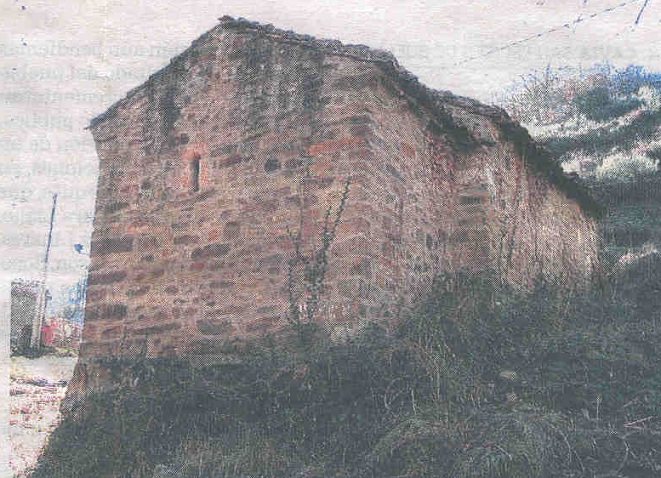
[286, 176, 351, 327]
[425, 131, 456, 193]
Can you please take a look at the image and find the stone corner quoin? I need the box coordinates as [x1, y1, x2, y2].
[78, 16, 600, 367]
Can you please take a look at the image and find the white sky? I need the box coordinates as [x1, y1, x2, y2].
[0, 0, 660, 309]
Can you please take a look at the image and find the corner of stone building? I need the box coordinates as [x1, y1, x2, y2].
[71, 20, 602, 404]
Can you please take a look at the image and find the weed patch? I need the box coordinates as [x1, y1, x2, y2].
[29, 268, 661, 477]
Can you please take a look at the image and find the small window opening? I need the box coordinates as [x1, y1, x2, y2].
[190, 155, 200, 192]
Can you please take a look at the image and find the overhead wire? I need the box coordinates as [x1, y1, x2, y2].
[454, 0, 647, 66]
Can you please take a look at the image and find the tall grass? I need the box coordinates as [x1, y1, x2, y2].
[29, 266, 661, 478]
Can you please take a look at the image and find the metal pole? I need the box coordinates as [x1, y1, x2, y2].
[635, 0, 651, 25]
[44, 194, 58, 266]
[31, 193, 57, 349]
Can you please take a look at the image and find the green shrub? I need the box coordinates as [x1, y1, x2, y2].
[573, 86, 642, 122]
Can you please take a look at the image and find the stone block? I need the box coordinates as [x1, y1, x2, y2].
[196, 319, 233, 335]
[223, 221, 241, 238]
[87, 303, 128, 321]
[189, 261, 206, 272]
[136, 322, 182, 335]
[209, 280, 235, 289]
[87, 270, 128, 286]
[191, 243, 230, 260]
[127, 286, 150, 298]
[218, 154, 245, 168]
[103, 201, 130, 214]
[174, 234, 200, 245]
[91, 236, 134, 255]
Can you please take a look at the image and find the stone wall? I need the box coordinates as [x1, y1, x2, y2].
[70, 20, 599, 399]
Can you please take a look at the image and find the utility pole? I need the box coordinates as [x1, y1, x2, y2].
[31, 193, 57, 350]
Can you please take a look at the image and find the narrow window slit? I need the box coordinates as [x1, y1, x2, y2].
[190, 154, 200, 192]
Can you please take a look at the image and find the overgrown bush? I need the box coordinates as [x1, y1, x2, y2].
[573, 86, 642, 123]
[595, 153, 658, 181]
[29, 266, 661, 478]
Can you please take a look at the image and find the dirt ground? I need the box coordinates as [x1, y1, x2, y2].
[10, 355, 78, 477]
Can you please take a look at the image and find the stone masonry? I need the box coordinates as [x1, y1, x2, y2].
[70, 17, 600, 397]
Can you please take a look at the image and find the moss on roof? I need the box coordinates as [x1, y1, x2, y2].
[89, 15, 601, 217]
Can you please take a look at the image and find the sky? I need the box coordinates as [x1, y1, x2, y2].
[1, 0, 660, 311]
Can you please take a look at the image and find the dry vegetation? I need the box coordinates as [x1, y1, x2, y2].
[28, 263, 661, 477]
[27, 63, 661, 478]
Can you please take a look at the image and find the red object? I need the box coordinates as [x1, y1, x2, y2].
[40, 325, 53, 346]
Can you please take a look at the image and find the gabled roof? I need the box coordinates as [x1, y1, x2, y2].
[89, 16, 601, 217]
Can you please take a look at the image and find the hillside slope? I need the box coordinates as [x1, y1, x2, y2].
[502, 63, 661, 267]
